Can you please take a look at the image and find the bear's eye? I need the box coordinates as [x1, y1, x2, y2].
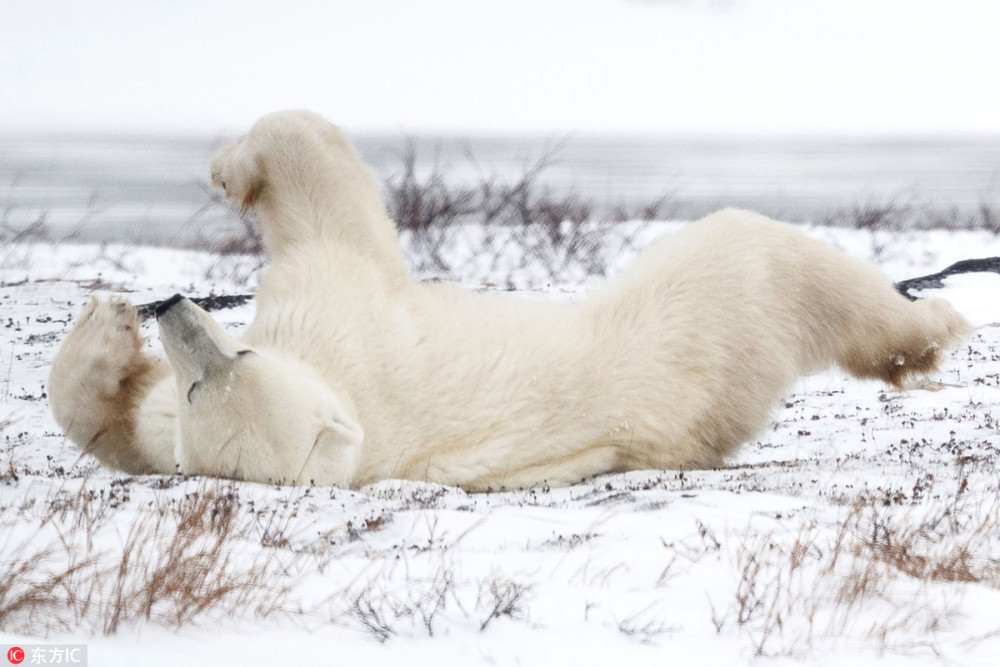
[186, 381, 201, 403]
[236, 349, 256, 359]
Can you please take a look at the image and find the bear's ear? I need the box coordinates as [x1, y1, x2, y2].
[303, 414, 363, 487]
[321, 414, 364, 449]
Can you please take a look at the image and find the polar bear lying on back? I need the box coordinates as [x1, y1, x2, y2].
[48, 111, 971, 490]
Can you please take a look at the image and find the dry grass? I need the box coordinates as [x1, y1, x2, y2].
[0, 482, 302, 636]
[722, 494, 1000, 657]
[0, 474, 540, 643]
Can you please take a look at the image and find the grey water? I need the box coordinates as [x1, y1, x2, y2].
[2, 132, 999, 246]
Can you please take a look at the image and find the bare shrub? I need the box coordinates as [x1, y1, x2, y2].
[611, 191, 678, 224]
[209, 220, 264, 257]
[617, 605, 675, 643]
[821, 194, 1000, 235]
[975, 203, 1000, 234]
[1, 177, 51, 246]
[185, 182, 264, 257]
[383, 142, 479, 273]
[847, 197, 912, 232]
[0, 216, 50, 245]
[338, 560, 461, 642]
[477, 578, 530, 631]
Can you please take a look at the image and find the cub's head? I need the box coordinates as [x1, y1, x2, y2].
[156, 294, 363, 486]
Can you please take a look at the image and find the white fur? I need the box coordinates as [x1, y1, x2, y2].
[48, 111, 972, 490]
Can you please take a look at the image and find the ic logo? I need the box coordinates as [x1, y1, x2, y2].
[6, 647, 24, 665]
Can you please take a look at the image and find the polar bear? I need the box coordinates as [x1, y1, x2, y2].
[48, 111, 971, 490]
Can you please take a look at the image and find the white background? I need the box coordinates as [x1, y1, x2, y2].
[2, 0, 998, 135]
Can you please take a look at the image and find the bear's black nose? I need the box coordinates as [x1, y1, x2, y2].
[154, 293, 187, 319]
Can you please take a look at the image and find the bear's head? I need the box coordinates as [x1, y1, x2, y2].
[155, 294, 363, 486]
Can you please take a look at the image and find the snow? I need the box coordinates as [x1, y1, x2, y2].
[1, 224, 999, 665]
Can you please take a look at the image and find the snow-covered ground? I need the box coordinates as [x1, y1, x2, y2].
[1, 223, 999, 666]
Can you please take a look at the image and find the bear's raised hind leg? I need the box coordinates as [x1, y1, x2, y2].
[48, 298, 176, 473]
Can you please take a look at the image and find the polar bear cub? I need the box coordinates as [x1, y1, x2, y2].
[48, 111, 971, 490]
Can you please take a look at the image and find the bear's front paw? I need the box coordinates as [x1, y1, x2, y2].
[210, 139, 266, 213]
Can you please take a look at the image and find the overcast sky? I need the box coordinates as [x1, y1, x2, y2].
[2, 0, 998, 136]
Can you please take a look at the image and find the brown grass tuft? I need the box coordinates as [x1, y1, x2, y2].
[726, 496, 999, 657]
[0, 482, 302, 636]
